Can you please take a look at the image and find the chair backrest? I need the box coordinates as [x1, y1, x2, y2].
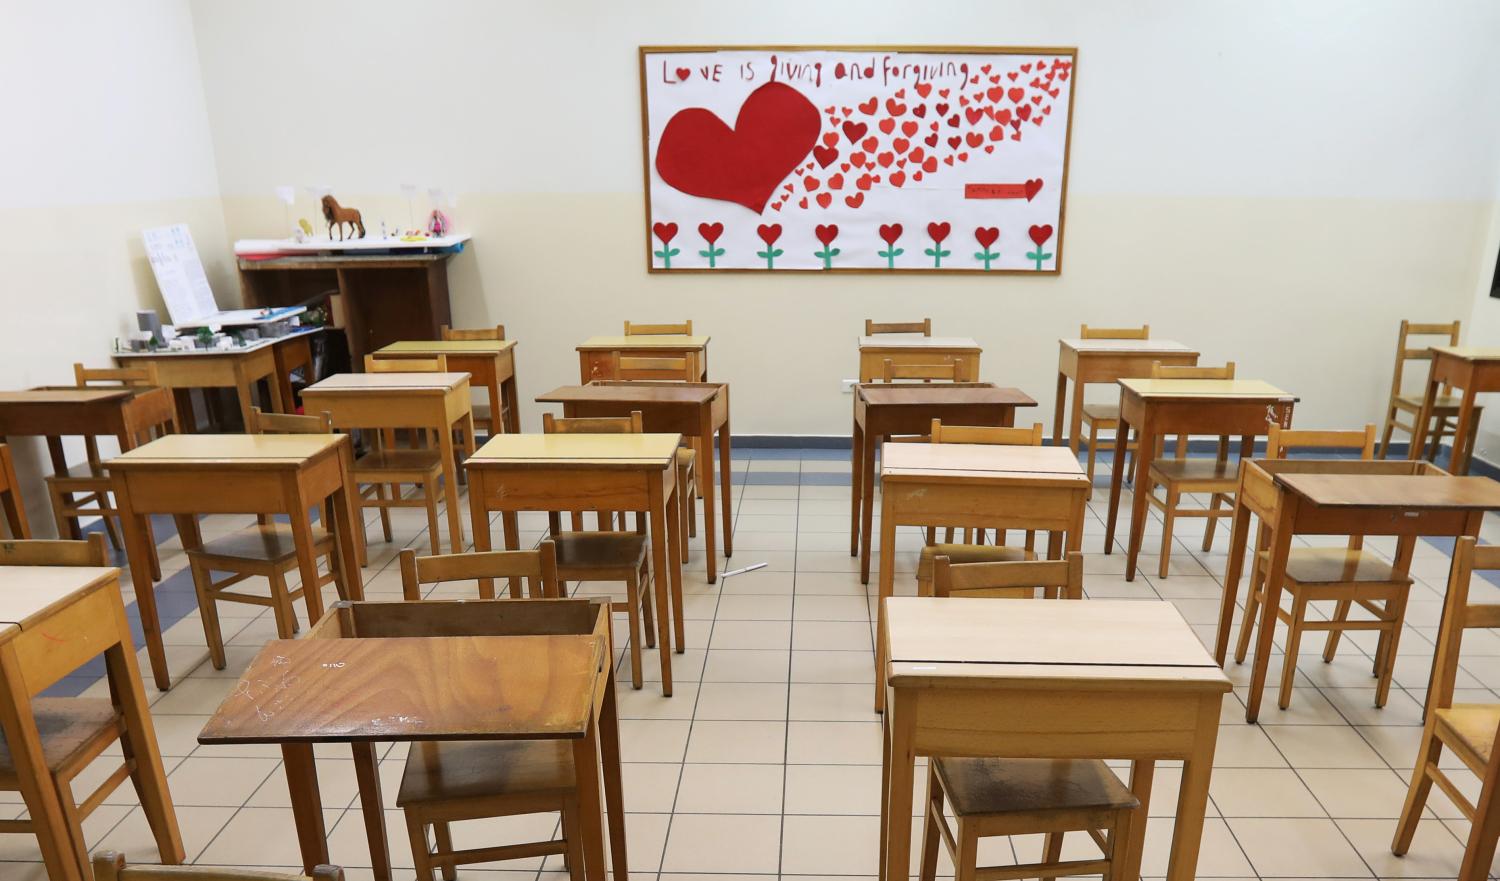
[932, 552, 1084, 599]
[1079, 324, 1149, 340]
[363, 354, 449, 373]
[1390, 319, 1464, 396]
[441, 324, 505, 341]
[399, 541, 560, 601]
[247, 407, 333, 435]
[881, 358, 961, 382]
[542, 411, 644, 435]
[75, 363, 159, 387]
[1264, 424, 1377, 460]
[1428, 536, 1500, 712]
[618, 356, 694, 381]
[929, 420, 1044, 446]
[623, 320, 692, 336]
[1150, 361, 1235, 380]
[93, 851, 343, 881]
[865, 318, 931, 336]
[0, 534, 108, 567]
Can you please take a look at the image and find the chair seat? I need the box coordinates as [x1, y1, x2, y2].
[676, 447, 696, 467]
[353, 448, 443, 474]
[1396, 393, 1483, 414]
[1255, 548, 1412, 586]
[398, 740, 575, 807]
[917, 544, 1031, 578]
[1148, 458, 1238, 486]
[1434, 704, 1500, 768]
[0, 699, 118, 784]
[45, 462, 111, 485]
[552, 531, 649, 571]
[187, 524, 333, 565]
[935, 757, 1139, 817]
[1080, 402, 1119, 423]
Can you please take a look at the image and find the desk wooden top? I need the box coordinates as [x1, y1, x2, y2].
[108, 434, 344, 468]
[1059, 338, 1197, 354]
[857, 384, 1036, 408]
[0, 389, 137, 406]
[378, 340, 516, 355]
[0, 566, 116, 632]
[537, 384, 719, 405]
[114, 328, 320, 360]
[469, 433, 681, 468]
[198, 635, 602, 744]
[577, 335, 709, 350]
[303, 372, 469, 393]
[858, 335, 980, 350]
[1119, 378, 1295, 400]
[1276, 472, 1500, 510]
[1431, 346, 1500, 362]
[881, 443, 1085, 479]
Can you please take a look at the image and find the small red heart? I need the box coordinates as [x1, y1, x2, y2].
[879, 118, 896, 135]
[813, 145, 839, 168]
[957, 152, 968, 161]
[894, 88, 906, 98]
[886, 98, 907, 116]
[828, 173, 844, 190]
[965, 132, 983, 148]
[965, 107, 985, 125]
[1025, 179, 1043, 200]
[842, 121, 868, 143]
[889, 170, 906, 188]
[878, 223, 903, 244]
[821, 132, 839, 148]
[804, 176, 820, 192]
[840, 162, 851, 172]
[862, 136, 879, 152]
[913, 104, 927, 118]
[1008, 87, 1025, 103]
[908, 146, 925, 163]
[652, 221, 677, 244]
[798, 197, 809, 209]
[922, 156, 937, 173]
[816, 192, 832, 208]
[1031, 94, 1043, 105]
[935, 102, 949, 117]
[1032, 116, 1043, 126]
[912, 171, 923, 181]
[943, 156, 954, 166]
[815, 223, 839, 245]
[924, 133, 939, 148]
[984, 145, 993, 153]
[995, 108, 1011, 125]
[958, 95, 969, 107]
[675, 67, 691, 81]
[989, 125, 1005, 141]
[756, 223, 782, 245]
[1017, 105, 1032, 121]
[915, 82, 932, 98]
[946, 114, 960, 128]
[975, 226, 999, 248]
[851, 152, 867, 168]
[824, 105, 836, 115]
[947, 135, 962, 149]
[697, 222, 723, 243]
[893, 137, 909, 153]
[1028, 224, 1053, 246]
[1011, 131, 1021, 141]
[858, 98, 878, 115]
[1007, 71, 1018, 81]
[895, 158, 906, 168]
[1043, 105, 1053, 115]
[986, 86, 1005, 103]
[842, 106, 852, 116]
[845, 192, 864, 208]
[901, 120, 919, 137]
[770, 201, 782, 211]
[872, 174, 881, 183]
[856, 174, 873, 191]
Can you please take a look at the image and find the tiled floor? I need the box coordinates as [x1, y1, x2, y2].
[7, 445, 1500, 880]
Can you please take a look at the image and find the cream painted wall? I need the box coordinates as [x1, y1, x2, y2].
[187, 0, 1500, 437]
[0, 0, 232, 527]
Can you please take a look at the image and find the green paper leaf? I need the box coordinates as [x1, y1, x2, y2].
[756, 249, 771, 259]
[771, 248, 784, 257]
[829, 247, 841, 256]
[667, 247, 680, 257]
[654, 250, 667, 259]
[712, 247, 725, 257]
[699, 249, 712, 258]
[937, 248, 951, 257]
[1041, 251, 1053, 260]
[924, 247, 937, 257]
[973, 251, 987, 260]
[891, 248, 904, 257]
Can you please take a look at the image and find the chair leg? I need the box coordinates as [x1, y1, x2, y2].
[561, 796, 587, 881]
[1040, 831, 1064, 881]
[953, 817, 978, 881]
[268, 570, 299, 640]
[423, 478, 442, 555]
[1158, 487, 1178, 578]
[144, 517, 163, 581]
[1234, 582, 1262, 666]
[919, 765, 942, 881]
[101, 508, 124, 552]
[625, 569, 644, 690]
[1279, 593, 1308, 710]
[189, 557, 227, 670]
[405, 812, 437, 881]
[1377, 409, 1398, 459]
[1321, 599, 1353, 662]
[1460, 768, 1500, 880]
[1202, 493, 1223, 551]
[1393, 729, 1442, 854]
[640, 561, 657, 649]
[302, 552, 331, 625]
[55, 776, 90, 878]
[433, 822, 457, 881]
[373, 485, 394, 543]
[1375, 593, 1410, 708]
[1085, 419, 1100, 483]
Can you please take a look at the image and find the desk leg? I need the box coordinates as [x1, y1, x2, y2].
[1117, 760, 1155, 881]
[437, 428, 465, 552]
[573, 716, 609, 881]
[860, 431, 879, 584]
[699, 411, 719, 583]
[1409, 367, 1440, 462]
[1215, 497, 1254, 666]
[105, 622, 184, 862]
[600, 676, 629, 881]
[718, 419, 733, 559]
[115, 479, 171, 690]
[330, 451, 365, 600]
[1454, 387, 1480, 475]
[1164, 700, 1222, 881]
[502, 511, 523, 598]
[282, 744, 329, 874]
[874, 492, 897, 712]
[881, 687, 915, 881]
[43, 436, 81, 539]
[503, 373, 521, 434]
[646, 478, 675, 696]
[287, 496, 326, 624]
[1104, 415, 1131, 555]
[351, 742, 392, 881]
[1068, 380, 1086, 456]
[1124, 416, 1157, 581]
[0, 644, 85, 881]
[851, 404, 864, 556]
[1246, 500, 1297, 722]
[667, 483, 686, 652]
[468, 486, 495, 598]
[1053, 371, 1067, 448]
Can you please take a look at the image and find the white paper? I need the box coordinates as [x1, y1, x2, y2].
[142, 224, 218, 324]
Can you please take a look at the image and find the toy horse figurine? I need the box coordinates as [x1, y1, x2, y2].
[320, 195, 366, 241]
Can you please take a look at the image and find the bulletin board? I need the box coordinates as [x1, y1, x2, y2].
[639, 46, 1076, 274]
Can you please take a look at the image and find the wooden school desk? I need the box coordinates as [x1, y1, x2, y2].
[114, 329, 319, 430]
[465, 433, 685, 693]
[879, 598, 1231, 881]
[376, 338, 521, 436]
[1105, 378, 1297, 581]
[851, 383, 1038, 584]
[1053, 337, 1199, 451]
[576, 335, 710, 382]
[301, 372, 476, 553]
[107, 434, 364, 690]
[1408, 346, 1500, 475]
[857, 335, 981, 382]
[1217, 458, 1500, 721]
[0, 385, 176, 536]
[537, 382, 734, 582]
[198, 598, 627, 881]
[1, 566, 183, 881]
[874, 443, 1088, 711]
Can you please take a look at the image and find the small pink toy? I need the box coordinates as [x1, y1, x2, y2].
[427, 209, 450, 237]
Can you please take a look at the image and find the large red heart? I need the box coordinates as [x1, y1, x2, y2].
[1028, 224, 1053, 246]
[927, 221, 951, 242]
[879, 223, 903, 245]
[655, 82, 820, 213]
[975, 227, 1000, 248]
[697, 222, 723, 243]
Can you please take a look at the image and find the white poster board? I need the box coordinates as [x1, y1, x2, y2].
[640, 46, 1076, 274]
[142, 224, 217, 323]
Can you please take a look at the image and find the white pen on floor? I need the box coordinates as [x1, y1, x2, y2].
[717, 561, 767, 579]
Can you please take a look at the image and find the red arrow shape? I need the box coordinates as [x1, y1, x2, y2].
[965, 179, 1044, 201]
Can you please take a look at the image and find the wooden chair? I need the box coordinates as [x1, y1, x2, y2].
[865, 318, 931, 336]
[1077, 324, 1149, 484]
[541, 411, 662, 689]
[1392, 536, 1500, 878]
[1232, 424, 1413, 710]
[919, 552, 1137, 881]
[623, 320, 692, 336]
[0, 538, 166, 876]
[0, 442, 31, 539]
[912, 421, 1043, 594]
[93, 851, 343, 881]
[345, 358, 449, 555]
[47, 364, 172, 573]
[1143, 361, 1237, 577]
[186, 408, 347, 670]
[441, 323, 506, 341]
[1379, 320, 1483, 461]
[881, 358, 962, 383]
[399, 542, 561, 601]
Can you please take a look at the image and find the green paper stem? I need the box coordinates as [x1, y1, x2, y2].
[654, 245, 679, 269]
[814, 246, 840, 270]
[974, 247, 997, 270]
[1026, 248, 1053, 271]
[924, 244, 951, 268]
[878, 246, 904, 270]
[699, 245, 724, 268]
